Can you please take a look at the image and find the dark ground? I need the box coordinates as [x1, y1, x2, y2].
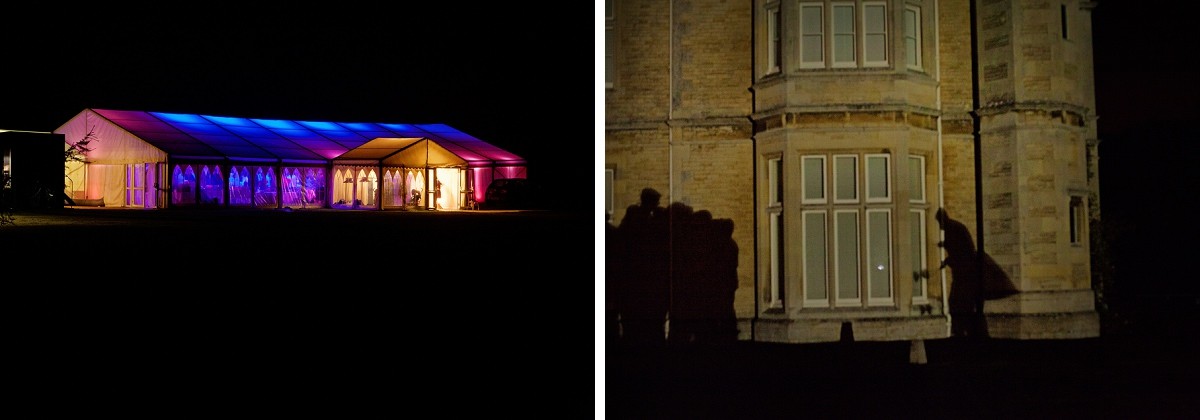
[609, 332, 1199, 419]
[2, 207, 595, 417]
[6, 207, 1198, 418]
[608, 304, 1200, 419]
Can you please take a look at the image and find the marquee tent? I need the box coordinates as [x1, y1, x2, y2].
[55, 108, 526, 210]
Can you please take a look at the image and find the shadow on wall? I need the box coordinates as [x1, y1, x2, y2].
[606, 188, 739, 347]
[937, 208, 1020, 338]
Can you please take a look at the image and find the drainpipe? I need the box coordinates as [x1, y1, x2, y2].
[666, 0, 676, 341]
[934, 0, 951, 337]
[969, 0, 986, 322]
[668, 0, 675, 203]
[748, 3, 758, 342]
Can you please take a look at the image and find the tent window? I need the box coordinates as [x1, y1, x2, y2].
[200, 165, 224, 206]
[172, 165, 197, 206]
[229, 167, 252, 206]
[254, 167, 278, 208]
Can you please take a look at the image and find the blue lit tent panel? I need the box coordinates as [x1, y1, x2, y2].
[92, 109, 222, 156]
[88, 108, 523, 165]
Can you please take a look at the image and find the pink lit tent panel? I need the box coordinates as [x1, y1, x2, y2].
[55, 108, 526, 207]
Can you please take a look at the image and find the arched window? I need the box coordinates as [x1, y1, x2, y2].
[255, 167, 277, 208]
[172, 165, 196, 205]
[229, 166, 251, 206]
[200, 165, 224, 206]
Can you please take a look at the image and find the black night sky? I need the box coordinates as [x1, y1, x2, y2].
[0, 2, 595, 211]
[2, 1, 1197, 416]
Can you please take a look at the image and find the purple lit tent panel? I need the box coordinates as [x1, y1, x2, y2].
[54, 108, 525, 209]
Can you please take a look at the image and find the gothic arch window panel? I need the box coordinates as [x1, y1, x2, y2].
[355, 169, 378, 208]
[172, 164, 196, 206]
[382, 169, 399, 208]
[304, 168, 326, 208]
[254, 166, 278, 208]
[229, 166, 251, 206]
[333, 169, 353, 208]
[281, 167, 302, 207]
[200, 165, 224, 206]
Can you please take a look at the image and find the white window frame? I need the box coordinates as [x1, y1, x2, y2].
[801, 155, 827, 204]
[834, 209, 861, 306]
[909, 154, 925, 203]
[769, 156, 783, 206]
[830, 2, 857, 68]
[606, 0, 615, 89]
[799, 3, 826, 69]
[769, 210, 785, 308]
[833, 154, 859, 204]
[605, 168, 614, 217]
[911, 209, 929, 304]
[767, 4, 782, 75]
[865, 153, 891, 203]
[1070, 196, 1085, 245]
[803, 210, 830, 307]
[904, 4, 923, 71]
[125, 163, 146, 207]
[866, 208, 894, 306]
[861, 1, 888, 68]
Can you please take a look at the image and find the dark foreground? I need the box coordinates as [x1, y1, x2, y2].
[3, 207, 595, 417]
[608, 330, 1200, 419]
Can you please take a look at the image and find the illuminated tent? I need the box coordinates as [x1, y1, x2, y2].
[55, 108, 526, 210]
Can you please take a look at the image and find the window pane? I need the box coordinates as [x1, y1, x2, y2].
[835, 156, 856, 201]
[906, 37, 918, 65]
[867, 155, 889, 199]
[833, 5, 855, 63]
[905, 9, 917, 38]
[606, 28, 614, 84]
[909, 156, 924, 202]
[803, 35, 824, 62]
[605, 169, 614, 215]
[864, 2, 886, 64]
[865, 5, 885, 34]
[769, 8, 780, 68]
[834, 6, 854, 33]
[834, 34, 855, 61]
[803, 6, 823, 34]
[865, 34, 886, 62]
[905, 7, 920, 68]
[910, 210, 926, 299]
[868, 210, 891, 299]
[769, 158, 782, 204]
[771, 212, 785, 303]
[803, 157, 824, 201]
[805, 212, 828, 301]
[1070, 197, 1084, 244]
[836, 211, 859, 300]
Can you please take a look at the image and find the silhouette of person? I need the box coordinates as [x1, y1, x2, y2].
[711, 217, 739, 344]
[617, 188, 670, 346]
[937, 208, 1019, 338]
[667, 202, 700, 345]
[667, 207, 740, 345]
[937, 208, 987, 338]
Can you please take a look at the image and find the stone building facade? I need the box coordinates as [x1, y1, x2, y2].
[605, 0, 1100, 343]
